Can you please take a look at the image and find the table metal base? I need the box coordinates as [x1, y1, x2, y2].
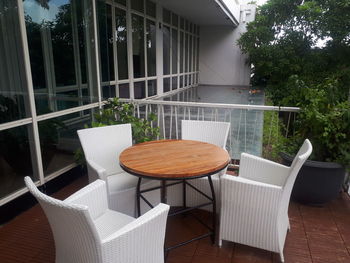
[136, 175, 217, 251]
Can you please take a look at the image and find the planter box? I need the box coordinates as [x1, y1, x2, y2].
[280, 152, 345, 206]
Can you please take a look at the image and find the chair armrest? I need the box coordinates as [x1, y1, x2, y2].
[239, 153, 290, 186]
[101, 203, 170, 263]
[221, 174, 283, 213]
[87, 159, 108, 181]
[65, 179, 108, 219]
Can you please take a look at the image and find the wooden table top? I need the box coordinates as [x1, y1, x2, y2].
[119, 139, 230, 180]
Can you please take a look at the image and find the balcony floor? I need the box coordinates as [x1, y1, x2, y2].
[1, 174, 350, 263]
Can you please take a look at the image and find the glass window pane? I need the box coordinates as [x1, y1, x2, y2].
[119, 83, 130, 98]
[56, 90, 79, 111]
[180, 32, 184, 73]
[98, 3, 114, 82]
[185, 20, 189, 31]
[180, 17, 184, 30]
[131, 0, 144, 12]
[172, 77, 177, 90]
[185, 33, 189, 72]
[163, 26, 170, 75]
[102, 85, 116, 99]
[0, 2, 31, 123]
[134, 81, 146, 99]
[116, 8, 128, 80]
[147, 79, 157, 97]
[0, 124, 38, 198]
[172, 29, 178, 74]
[132, 14, 145, 78]
[146, 0, 156, 18]
[115, 0, 126, 6]
[146, 20, 156, 76]
[172, 13, 178, 27]
[189, 35, 193, 72]
[197, 37, 200, 71]
[38, 110, 93, 176]
[163, 9, 171, 24]
[24, 0, 97, 114]
[185, 74, 188, 87]
[76, 0, 88, 84]
[163, 78, 170, 93]
[180, 75, 183, 88]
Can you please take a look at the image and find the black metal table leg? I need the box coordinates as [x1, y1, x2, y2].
[207, 175, 216, 244]
[183, 180, 186, 209]
[161, 180, 167, 203]
[136, 177, 142, 217]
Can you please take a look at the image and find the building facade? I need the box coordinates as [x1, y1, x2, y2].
[0, 0, 255, 205]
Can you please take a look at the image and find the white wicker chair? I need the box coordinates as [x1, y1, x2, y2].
[24, 177, 169, 263]
[219, 139, 312, 262]
[167, 120, 230, 211]
[77, 124, 160, 217]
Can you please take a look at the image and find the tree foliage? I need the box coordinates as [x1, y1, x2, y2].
[239, 0, 350, 166]
[239, 0, 350, 105]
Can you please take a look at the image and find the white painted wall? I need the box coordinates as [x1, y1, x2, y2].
[198, 4, 256, 87]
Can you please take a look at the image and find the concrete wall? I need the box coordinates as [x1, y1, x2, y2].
[198, 4, 256, 87]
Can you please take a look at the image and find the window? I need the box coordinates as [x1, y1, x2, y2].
[132, 14, 145, 78]
[146, 20, 156, 76]
[163, 26, 170, 75]
[116, 8, 128, 80]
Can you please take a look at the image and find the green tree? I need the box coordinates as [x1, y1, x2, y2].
[239, 0, 350, 105]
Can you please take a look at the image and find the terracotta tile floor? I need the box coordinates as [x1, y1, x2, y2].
[1, 175, 350, 263]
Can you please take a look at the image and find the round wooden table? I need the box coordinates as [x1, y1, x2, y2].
[119, 139, 230, 249]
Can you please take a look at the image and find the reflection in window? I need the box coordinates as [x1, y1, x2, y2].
[163, 78, 170, 93]
[116, 8, 128, 80]
[180, 32, 184, 73]
[1, 1, 30, 124]
[163, 26, 170, 75]
[115, 0, 126, 6]
[103, 85, 116, 99]
[131, 0, 144, 12]
[172, 13, 178, 27]
[0, 125, 36, 198]
[134, 81, 146, 99]
[189, 35, 193, 72]
[132, 14, 145, 78]
[23, 0, 93, 114]
[57, 91, 79, 111]
[172, 29, 178, 74]
[38, 110, 93, 176]
[180, 75, 183, 88]
[146, 0, 156, 18]
[197, 37, 200, 72]
[148, 80, 157, 97]
[98, 2, 114, 82]
[172, 77, 178, 90]
[185, 33, 189, 72]
[163, 9, 171, 24]
[119, 83, 130, 98]
[146, 20, 156, 76]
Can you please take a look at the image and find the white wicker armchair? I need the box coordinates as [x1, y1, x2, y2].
[77, 124, 160, 216]
[167, 120, 230, 211]
[219, 139, 312, 262]
[24, 177, 169, 263]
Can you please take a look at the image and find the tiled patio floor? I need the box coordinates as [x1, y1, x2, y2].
[1, 174, 350, 263]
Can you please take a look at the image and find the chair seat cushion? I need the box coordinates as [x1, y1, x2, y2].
[94, 209, 135, 239]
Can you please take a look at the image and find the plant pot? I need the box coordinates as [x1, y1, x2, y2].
[280, 152, 345, 206]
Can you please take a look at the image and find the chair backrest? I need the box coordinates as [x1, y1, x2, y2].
[24, 177, 102, 263]
[181, 120, 230, 149]
[77, 124, 132, 178]
[280, 139, 312, 215]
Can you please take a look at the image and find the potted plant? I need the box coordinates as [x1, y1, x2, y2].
[278, 76, 350, 205]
